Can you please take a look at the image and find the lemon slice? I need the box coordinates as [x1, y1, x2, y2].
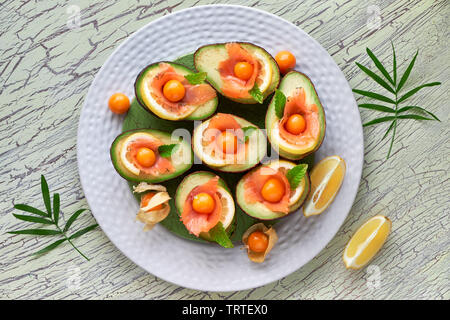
[303, 155, 346, 217]
[217, 186, 235, 230]
[343, 215, 391, 269]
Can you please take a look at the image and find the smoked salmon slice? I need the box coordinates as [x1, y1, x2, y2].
[127, 138, 174, 176]
[181, 177, 222, 236]
[244, 166, 291, 214]
[151, 63, 216, 114]
[218, 43, 260, 99]
[278, 88, 320, 146]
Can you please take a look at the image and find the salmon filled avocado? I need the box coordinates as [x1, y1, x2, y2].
[194, 42, 280, 104]
[266, 71, 326, 160]
[192, 113, 266, 172]
[135, 62, 218, 120]
[175, 172, 235, 248]
[110, 129, 193, 183]
[236, 160, 310, 220]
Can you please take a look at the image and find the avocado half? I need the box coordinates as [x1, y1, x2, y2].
[110, 129, 193, 183]
[194, 42, 280, 104]
[236, 160, 310, 220]
[192, 114, 267, 173]
[175, 171, 235, 241]
[134, 61, 218, 121]
[265, 71, 326, 160]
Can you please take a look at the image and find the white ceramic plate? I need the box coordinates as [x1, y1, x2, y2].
[77, 5, 363, 291]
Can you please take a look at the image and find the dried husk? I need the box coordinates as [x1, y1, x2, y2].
[242, 223, 278, 263]
[134, 183, 171, 231]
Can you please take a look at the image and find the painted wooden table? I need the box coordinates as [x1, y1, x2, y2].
[1, 0, 448, 300]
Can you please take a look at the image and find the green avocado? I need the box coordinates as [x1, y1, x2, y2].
[175, 171, 235, 242]
[194, 42, 280, 104]
[110, 129, 193, 183]
[134, 61, 218, 121]
[192, 113, 267, 173]
[265, 71, 326, 160]
[236, 160, 310, 220]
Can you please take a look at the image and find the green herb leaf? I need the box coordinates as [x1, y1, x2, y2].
[397, 50, 418, 92]
[363, 116, 396, 127]
[64, 209, 87, 233]
[241, 126, 257, 143]
[387, 119, 398, 159]
[355, 62, 396, 94]
[397, 82, 441, 104]
[32, 239, 67, 256]
[249, 84, 264, 104]
[382, 120, 396, 140]
[12, 214, 54, 225]
[397, 106, 440, 121]
[392, 42, 397, 86]
[14, 204, 48, 217]
[69, 224, 98, 240]
[158, 144, 178, 158]
[184, 72, 207, 85]
[208, 222, 233, 248]
[286, 164, 308, 189]
[53, 193, 60, 225]
[366, 47, 395, 86]
[352, 89, 396, 104]
[274, 89, 287, 118]
[41, 175, 52, 217]
[358, 104, 396, 113]
[8, 229, 61, 236]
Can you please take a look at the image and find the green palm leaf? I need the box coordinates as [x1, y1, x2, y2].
[69, 224, 98, 240]
[8, 229, 61, 236]
[14, 204, 48, 217]
[12, 214, 53, 225]
[352, 89, 396, 104]
[366, 47, 394, 86]
[392, 42, 397, 86]
[41, 175, 52, 217]
[382, 121, 396, 140]
[397, 106, 440, 121]
[53, 193, 60, 225]
[397, 114, 433, 121]
[397, 82, 441, 104]
[32, 239, 67, 256]
[363, 116, 396, 127]
[63, 209, 86, 233]
[358, 104, 395, 113]
[397, 50, 418, 92]
[355, 62, 395, 94]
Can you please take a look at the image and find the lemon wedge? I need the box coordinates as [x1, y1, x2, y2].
[343, 215, 391, 269]
[216, 187, 235, 230]
[303, 155, 346, 217]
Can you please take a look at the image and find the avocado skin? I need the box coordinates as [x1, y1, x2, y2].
[194, 42, 280, 104]
[265, 71, 326, 160]
[110, 128, 193, 183]
[174, 171, 235, 241]
[235, 164, 311, 221]
[134, 61, 218, 121]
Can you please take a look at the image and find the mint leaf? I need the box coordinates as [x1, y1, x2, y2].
[184, 72, 207, 85]
[208, 222, 233, 248]
[241, 126, 257, 143]
[158, 144, 178, 158]
[249, 84, 264, 104]
[274, 89, 286, 119]
[286, 164, 308, 189]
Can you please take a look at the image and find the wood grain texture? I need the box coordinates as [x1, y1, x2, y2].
[0, 0, 448, 300]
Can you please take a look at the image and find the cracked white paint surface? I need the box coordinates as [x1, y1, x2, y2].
[0, 0, 448, 299]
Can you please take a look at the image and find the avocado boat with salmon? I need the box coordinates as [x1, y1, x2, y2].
[110, 129, 193, 183]
[175, 171, 235, 247]
[194, 42, 280, 104]
[266, 71, 326, 160]
[135, 62, 218, 121]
